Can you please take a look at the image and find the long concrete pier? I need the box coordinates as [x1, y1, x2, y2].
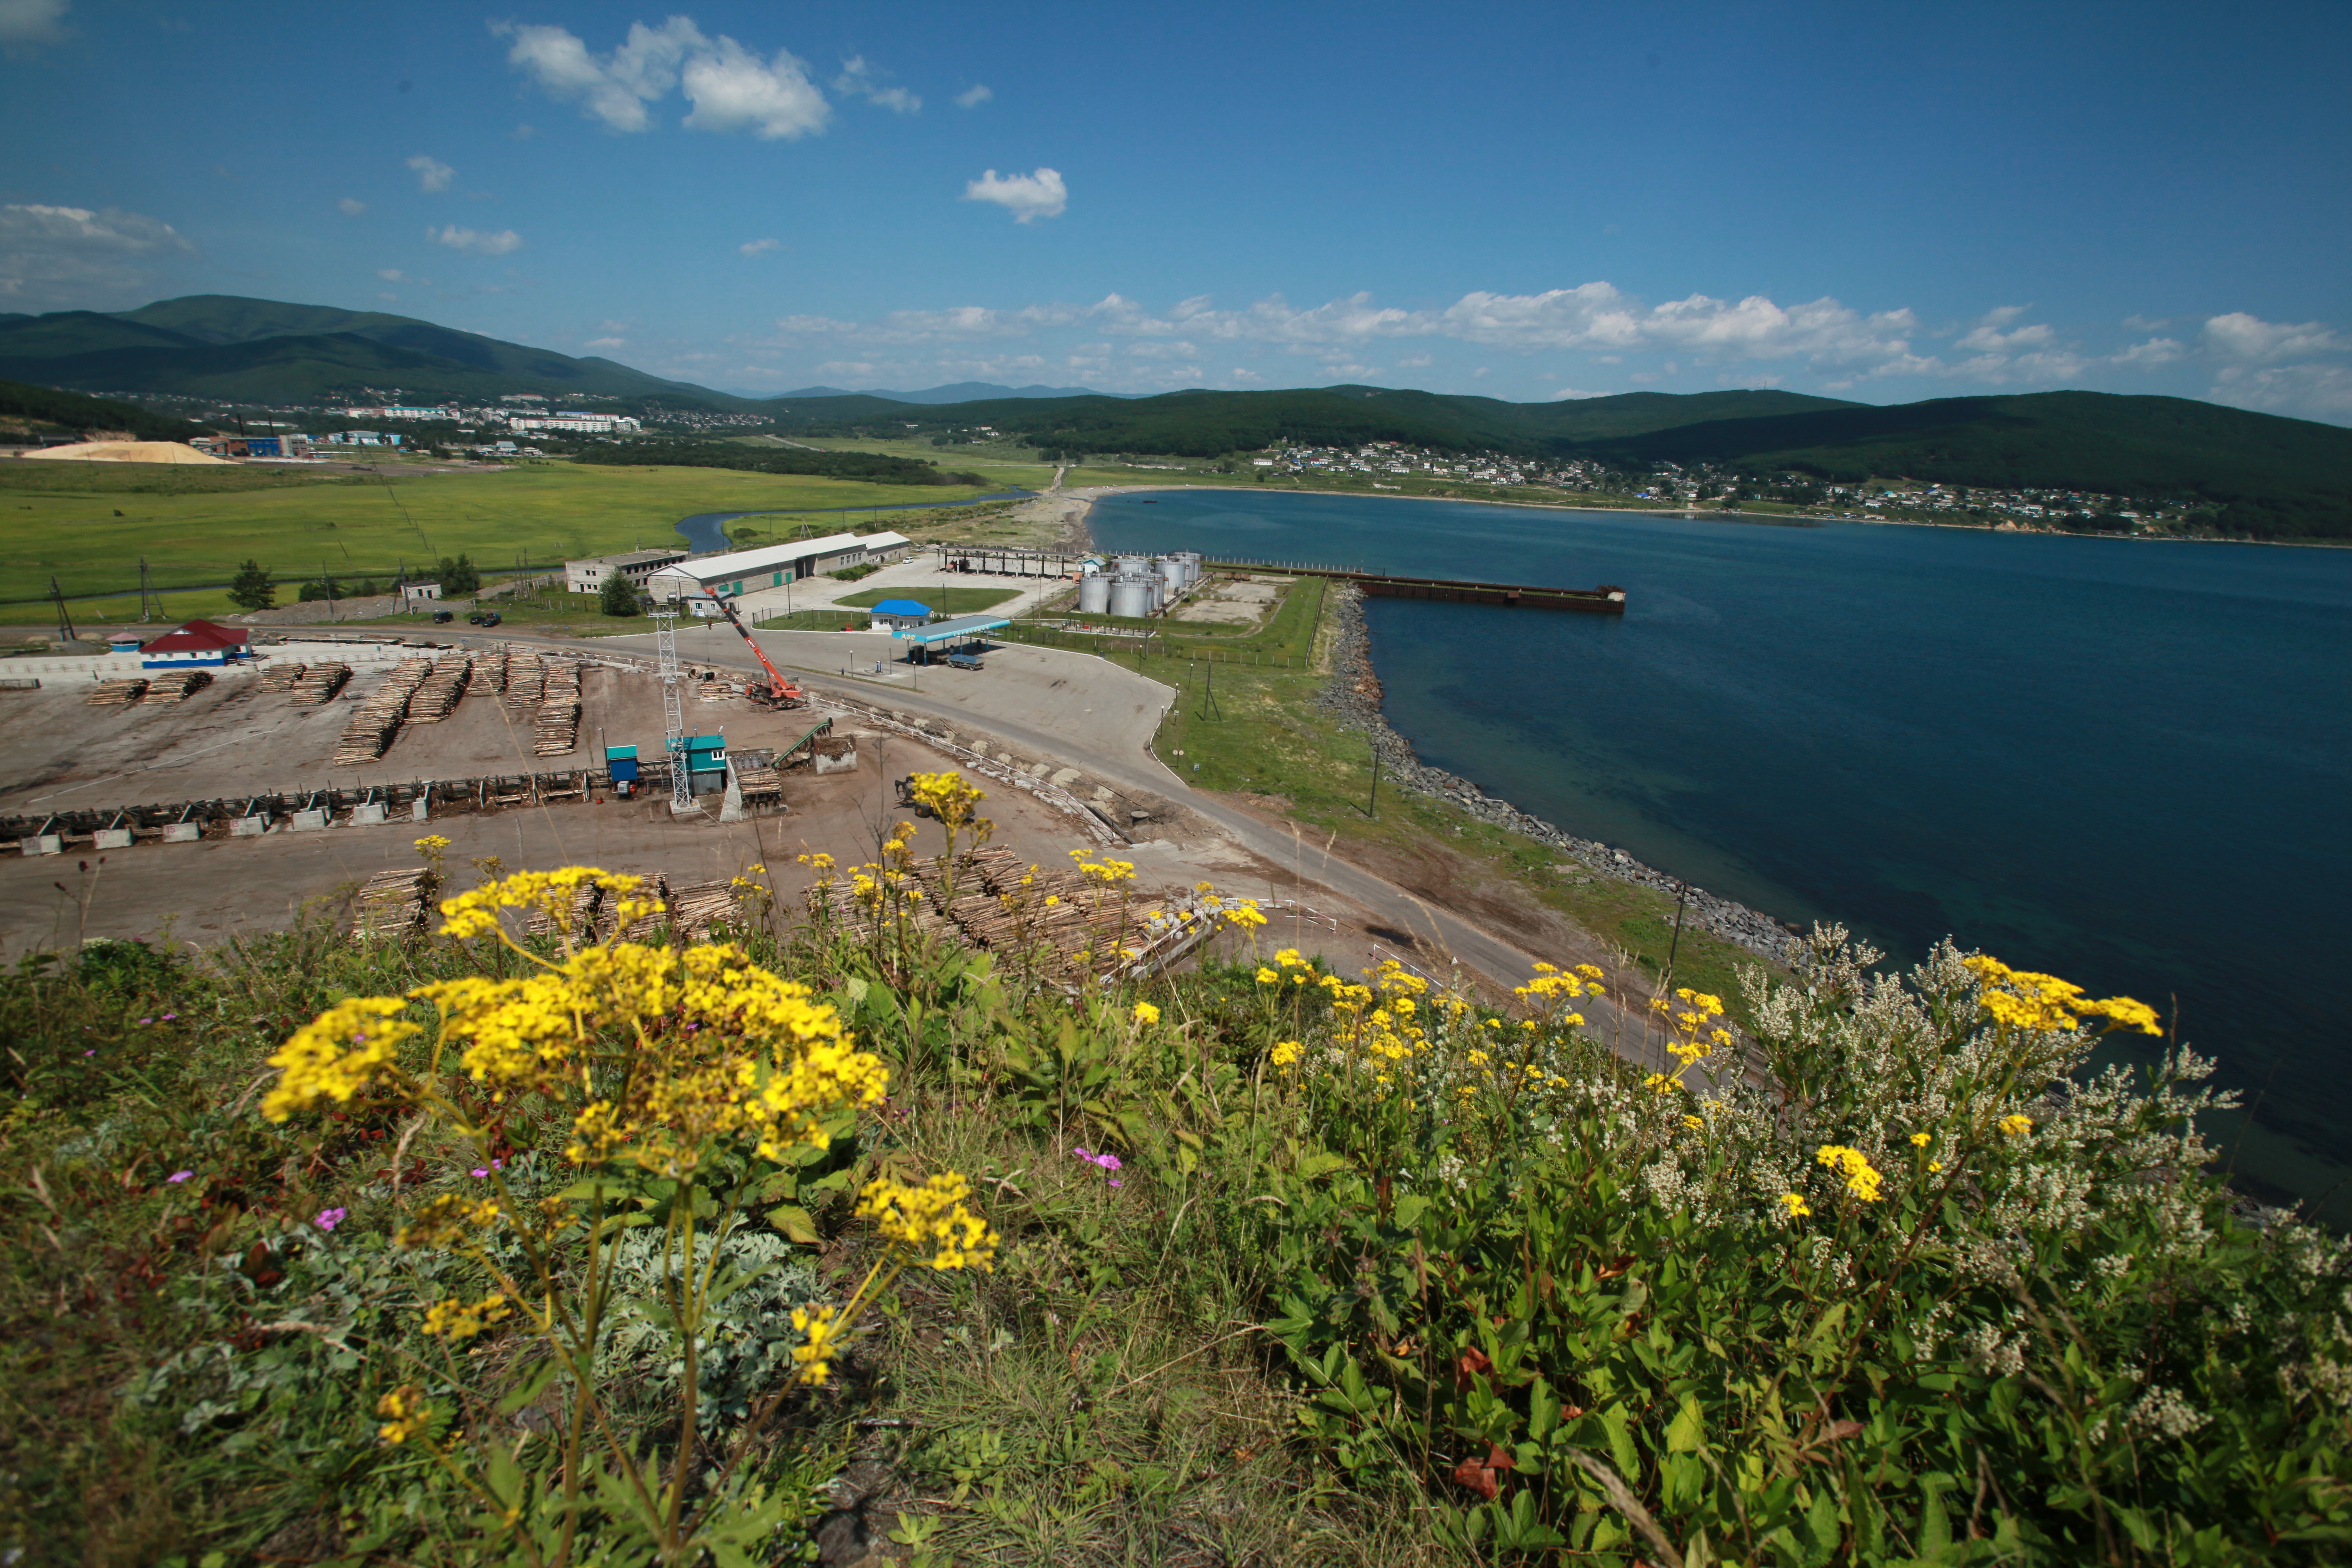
[1204, 559, 1626, 613]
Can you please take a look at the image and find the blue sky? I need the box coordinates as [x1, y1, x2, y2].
[4, 0, 2350, 421]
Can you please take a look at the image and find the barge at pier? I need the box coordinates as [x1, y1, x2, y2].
[1206, 559, 1627, 614]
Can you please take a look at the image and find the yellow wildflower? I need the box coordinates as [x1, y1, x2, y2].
[1270, 1040, 1301, 1067]
[260, 996, 422, 1120]
[1778, 1193, 1812, 1218]
[1814, 1145, 1885, 1202]
[1132, 1001, 1161, 1026]
[854, 1172, 1000, 1271]
[2000, 1113, 2034, 1139]
[791, 1304, 843, 1385]
[376, 1384, 430, 1446]
[1910, 1132, 1932, 1148]
[421, 1292, 513, 1343]
[1256, 967, 1280, 984]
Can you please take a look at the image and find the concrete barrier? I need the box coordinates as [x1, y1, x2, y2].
[814, 750, 858, 775]
[27, 834, 62, 856]
[162, 822, 201, 843]
[230, 815, 268, 837]
[350, 803, 389, 826]
[410, 796, 431, 821]
[94, 828, 133, 850]
[288, 809, 327, 832]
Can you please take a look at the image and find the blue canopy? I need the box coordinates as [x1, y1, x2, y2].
[869, 598, 932, 617]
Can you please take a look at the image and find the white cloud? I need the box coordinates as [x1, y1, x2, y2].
[0, 0, 69, 47]
[835, 55, 919, 113]
[954, 83, 993, 108]
[774, 313, 859, 334]
[739, 237, 780, 256]
[377, 268, 407, 282]
[962, 168, 1067, 222]
[337, 197, 369, 217]
[426, 224, 522, 256]
[498, 17, 828, 139]
[2200, 311, 2346, 363]
[406, 154, 455, 193]
[1547, 387, 1610, 400]
[584, 336, 627, 349]
[682, 36, 828, 138]
[1955, 306, 2056, 353]
[0, 203, 192, 307]
[2122, 314, 2170, 332]
[2114, 337, 2184, 369]
[2207, 362, 2352, 422]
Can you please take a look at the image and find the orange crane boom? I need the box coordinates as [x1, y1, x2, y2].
[714, 596, 806, 708]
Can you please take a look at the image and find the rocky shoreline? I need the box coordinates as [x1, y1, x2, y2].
[1311, 583, 1801, 965]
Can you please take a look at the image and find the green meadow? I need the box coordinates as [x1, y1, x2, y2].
[0, 458, 1015, 625]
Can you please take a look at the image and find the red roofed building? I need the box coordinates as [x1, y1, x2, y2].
[138, 619, 253, 669]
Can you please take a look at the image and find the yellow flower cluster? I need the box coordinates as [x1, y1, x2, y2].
[1070, 848, 1137, 885]
[422, 1292, 514, 1343]
[263, 869, 891, 1180]
[1815, 1144, 1886, 1203]
[395, 1193, 504, 1250]
[1779, 1192, 1813, 1218]
[1221, 897, 1269, 930]
[376, 1384, 431, 1445]
[1964, 955, 2161, 1035]
[2000, 1113, 2035, 1139]
[906, 770, 987, 829]
[260, 997, 423, 1121]
[791, 1304, 843, 1385]
[1270, 1040, 1302, 1068]
[853, 1171, 1001, 1271]
[1131, 1001, 1161, 1025]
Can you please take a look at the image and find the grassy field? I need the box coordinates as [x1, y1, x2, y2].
[833, 585, 1021, 613]
[0, 457, 1014, 625]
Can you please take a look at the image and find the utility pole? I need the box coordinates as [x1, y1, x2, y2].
[323, 562, 337, 622]
[49, 576, 76, 646]
[655, 600, 691, 813]
[137, 557, 155, 621]
[1663, 879, 1690, 994]
[1367, 743, 1381, 819]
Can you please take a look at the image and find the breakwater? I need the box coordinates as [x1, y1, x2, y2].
[1313, 583, 1799, 963]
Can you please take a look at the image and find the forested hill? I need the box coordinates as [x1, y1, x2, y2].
[0, 377, 206, 443]
[0, 296, 746, 409]
[1594, 392, 2352, 540]
[761, 384, 1858, 455]
[772, 384, 2352, 540]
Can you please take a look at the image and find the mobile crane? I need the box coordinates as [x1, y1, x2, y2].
[713, 595, 808, 710]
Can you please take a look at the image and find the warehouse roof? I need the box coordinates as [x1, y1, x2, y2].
[139, 619, 249, 652]
[646, 534, 866, 583]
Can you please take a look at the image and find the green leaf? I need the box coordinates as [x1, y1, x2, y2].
[1666, 1392, 1706, 1455]
[495, 1357, 564, 1416]
[767, 1203, 820, 1244]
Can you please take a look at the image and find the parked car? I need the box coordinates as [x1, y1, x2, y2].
[466, 612, 487, 625]
[479, 611, 502, 627]
[431, 610, 454, 624]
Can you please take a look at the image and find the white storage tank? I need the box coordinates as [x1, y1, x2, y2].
[1077, 574, 1112, 614]
[1158, 557, 1187, 597]
[1173, 551, 1204, 586]
[1109, 578, 1153, 619]
[1114, 555, 1152, 578]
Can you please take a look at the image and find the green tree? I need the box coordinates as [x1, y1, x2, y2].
[599, 572, 642, 618]
[436, 553, 481, 596]
[226, 559, 275, 611]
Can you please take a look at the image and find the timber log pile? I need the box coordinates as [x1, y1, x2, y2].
[809, 843, 1168, 977]
[330, 658, 431, 766]
[405, 651, 472, 722]
[503, 652, 544, 709]
[533, 660, 581, 758]
[85, 678, 148, 707]
[258, 662, 306, 693]
[667, 879, 752, 941]
[592, 874, 672, 943]
[149, 670, 212, 702]
[467, 646, 508, 696]
[288, 663, 351, 704]
[523, 879, 604, 943]
[348, 867, 437, 943]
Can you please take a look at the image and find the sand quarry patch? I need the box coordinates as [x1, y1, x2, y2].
[21, 441, 233, 465]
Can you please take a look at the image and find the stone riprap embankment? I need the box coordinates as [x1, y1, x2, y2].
[1313, 583, 1799, 965]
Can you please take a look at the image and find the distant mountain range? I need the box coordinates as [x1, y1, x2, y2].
[4, 294, 2344, 538]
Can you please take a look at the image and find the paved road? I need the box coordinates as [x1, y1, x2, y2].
[456, 625, 1663, 1058]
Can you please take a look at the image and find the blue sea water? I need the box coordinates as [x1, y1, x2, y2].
[1093, 490, 2352, 1222]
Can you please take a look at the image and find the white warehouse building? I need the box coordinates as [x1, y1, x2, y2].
[642, 531, 908, 614]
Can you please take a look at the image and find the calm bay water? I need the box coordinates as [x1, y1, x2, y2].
[1094, 490, 2352, 1222]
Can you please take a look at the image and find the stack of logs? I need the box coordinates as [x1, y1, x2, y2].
[258, 662, 307, 693]
[85, 678, 148, 707]
[467, 646, 508, 696]
[348, 866, 437, 943]
[330, 658, 431, 766]
[148, 670, 212, 702]
[523, 878, 606, 942]
[534, 660, 581, 757]
[506, 872, 754, 945]
[805, 843, 1191, 981]
[404, 650, 472, 722]
[503, 651, 544, 709]
[289, 663, 351, 704]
